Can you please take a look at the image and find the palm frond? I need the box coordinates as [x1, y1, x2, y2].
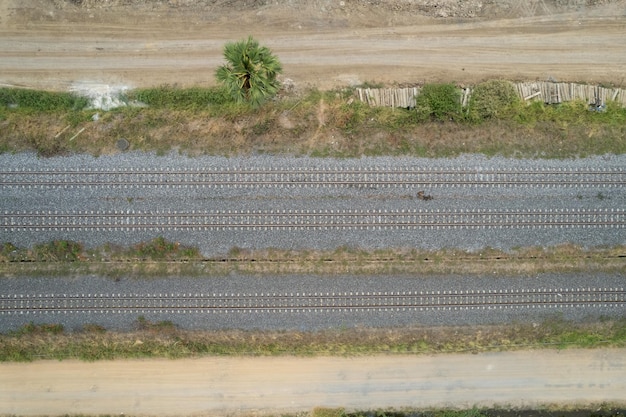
[215, 36, 283, 107]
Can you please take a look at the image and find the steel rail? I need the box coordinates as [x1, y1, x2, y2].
[2, 167, 623, 174]
[1, 167, 624, 188]
[1, 288, 624, 314]
[2, 209, 623, 230]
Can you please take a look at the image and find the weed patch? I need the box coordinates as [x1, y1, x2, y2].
[1, 317, 624, 362]
[127, 236, 200, 261]
[31, 240, 83, 262]
[11, 322, 65, 336]
[2, 82, 625, 158]
[415, 83, 462, 122]
[467, 80, 520, 122]
[127, 85, 229, 111]
[1, 242, 623, 278]
[0, 87, 88, 112]
[342, 410, 626, 417]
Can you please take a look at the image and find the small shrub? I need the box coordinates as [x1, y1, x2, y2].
[336, 102, 367, 133]
[32, 240, 83, 261]
[129, 236, 200, 260]
[414, 83, 462, 122]
[312, 407, 346, 417]
[136, 315, 149, 330]
[467, 80, 520, 122]
[215, 36, 283, 107]
[0, 242, 20, 261]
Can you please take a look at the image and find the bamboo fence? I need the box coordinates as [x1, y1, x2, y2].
[356, 82, 626, 108]
[356, 87, 420, 108]
[514, 82, 625, 106]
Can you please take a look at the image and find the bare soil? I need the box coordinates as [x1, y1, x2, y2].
[1, 0, 626, 92]
[2, 349, 625, 416]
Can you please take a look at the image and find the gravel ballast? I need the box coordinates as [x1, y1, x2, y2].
[0, 152, 624, 332]
[1, 152, 624, 255]
[1, 272, 624, 332]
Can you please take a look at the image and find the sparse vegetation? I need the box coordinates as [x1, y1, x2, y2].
[31, 240, 84, 262]
[324, 408, 626, 417]
[1, 237, 201, 265]
[0, 241, 623, 277]
[127, 236, 200, 260]
[10, 322, 65, 336]
[0, 409, 619, 417]
[1, 316, 624, 362]
[1, 409, 623, 417]
[1, 82, 625, 158]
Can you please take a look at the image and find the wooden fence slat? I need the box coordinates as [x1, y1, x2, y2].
[355, 82, 625, 108]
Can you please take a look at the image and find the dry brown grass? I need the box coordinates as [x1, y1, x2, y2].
[2, 87, 625, 157]
[2, 317, 625, 361]
[1, 244, 624, 278]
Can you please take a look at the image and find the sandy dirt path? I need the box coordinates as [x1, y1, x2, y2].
[1, 7, 626, 91]
[2, 349, 625, 416]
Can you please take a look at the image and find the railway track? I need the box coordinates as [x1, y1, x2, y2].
[1, 288, 624, 315]
[1, 167, 624, 189]
[2, 208, 623, 231]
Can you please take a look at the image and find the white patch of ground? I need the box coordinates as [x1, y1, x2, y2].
[69, 81, 131, 110]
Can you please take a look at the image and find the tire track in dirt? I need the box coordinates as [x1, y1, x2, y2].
[1, 3, 625, 90]
[1, 349, 625, 415]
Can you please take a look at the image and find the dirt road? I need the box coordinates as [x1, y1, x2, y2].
[2, 349, 625, 416]
[1, 1, 626, 91]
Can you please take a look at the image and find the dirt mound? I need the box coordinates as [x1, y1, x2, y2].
[8, 0, 626, 27]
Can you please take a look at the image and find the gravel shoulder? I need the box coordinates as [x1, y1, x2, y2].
[2, 349, 625, 416]
[2, 153, 624, 255]
[2, 272, 625, 332]
[1, 153, 624, 332]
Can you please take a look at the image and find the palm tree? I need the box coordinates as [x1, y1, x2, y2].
[215, 36, 283, 107]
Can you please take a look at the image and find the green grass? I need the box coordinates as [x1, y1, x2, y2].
[1, 82, 625, 158]
[1, 316, 624, 362]
[127, 85, 230, 112]
[126, 236, 200, 260]
[31, 240, 84, 262]
[1, 241, 624, 278]
[1, 237, 200, 264]
[0, 87, 89, 112]
[467, 80, 521, 122]
[415, 83, 462, 122]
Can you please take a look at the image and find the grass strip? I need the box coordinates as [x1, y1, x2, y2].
[314, 407, 626, 417]
[1, 240, 624, 277]
[0, 87, 89, 112]
[1, 316, 625, 362]
[0, 408, 623, 417]
[1, 83, 625, 158]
